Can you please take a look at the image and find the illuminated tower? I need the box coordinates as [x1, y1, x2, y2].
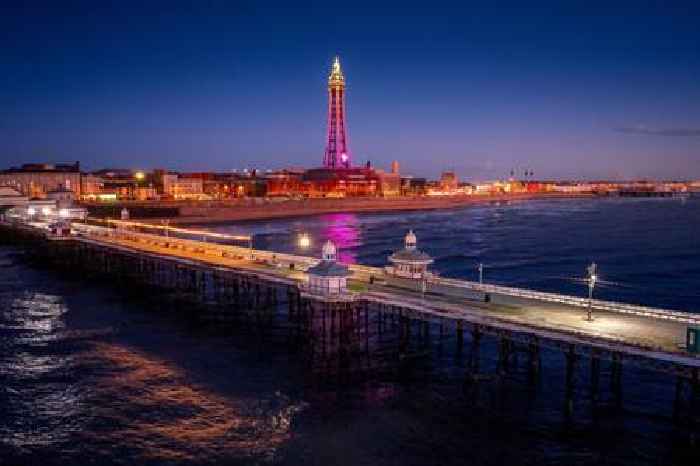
[324, 56, 351, 169]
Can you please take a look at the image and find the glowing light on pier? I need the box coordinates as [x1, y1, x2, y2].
[100, 218, 252, 243]
[298, 233, 311, 249]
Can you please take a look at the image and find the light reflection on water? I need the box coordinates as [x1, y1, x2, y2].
[320, 213, 361, 264]
[0, 289, 85, 450]
[0, 248, 306, 464]
[82, 342, 299, 463]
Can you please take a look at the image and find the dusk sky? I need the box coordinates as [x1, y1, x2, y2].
[2, 2, 699, 180]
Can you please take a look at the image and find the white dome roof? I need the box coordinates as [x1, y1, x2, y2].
[405, 229, 416, 243]
[405, 229, 417, 249]
[322, 240, 337, 261]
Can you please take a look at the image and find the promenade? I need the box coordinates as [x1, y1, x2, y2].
[81, 192, 594, 225]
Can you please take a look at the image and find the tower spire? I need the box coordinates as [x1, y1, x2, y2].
[324, 55, 350, 169]
[330, 56, 343, 83]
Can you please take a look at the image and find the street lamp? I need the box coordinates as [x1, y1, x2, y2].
[586, 262, 598, 322]
[478, 262, 484, 284]
[161, 219, 170, 237]
[298, 233, 311, 249]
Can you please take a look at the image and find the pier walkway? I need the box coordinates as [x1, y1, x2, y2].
[63, 222, 700, 369]
[3, 218, 700, 378]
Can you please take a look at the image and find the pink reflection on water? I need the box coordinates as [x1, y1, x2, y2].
[321, 213, 361, 264]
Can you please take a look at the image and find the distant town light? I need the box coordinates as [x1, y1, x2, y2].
[134, 171, 145, 181]
[27, 207, 36, 216]
[59, 209, 70, 218]
[41, 207, 51, 216]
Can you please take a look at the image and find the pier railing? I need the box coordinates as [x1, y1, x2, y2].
[70, 221, 698, 324]
[438, 278, 700, 325]
[70, 221, 700, 326]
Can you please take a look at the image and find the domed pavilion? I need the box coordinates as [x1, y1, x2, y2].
[387, 230, 433, 279]
[307, 240, 352, 296]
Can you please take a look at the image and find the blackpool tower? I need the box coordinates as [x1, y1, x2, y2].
[323, 56, 351, 169]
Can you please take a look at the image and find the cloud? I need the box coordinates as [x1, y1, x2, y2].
[614, 125, 700, 137]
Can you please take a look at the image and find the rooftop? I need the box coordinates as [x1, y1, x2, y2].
[2, 162, 80, 174]
[307, 260, 352, 277]
[389, 248, 433, 264]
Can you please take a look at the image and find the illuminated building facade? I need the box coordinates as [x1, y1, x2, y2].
[439, 171, 458, 192]
[324, 56, 350, 169]
[0, 162, 82, 198]
[161, 174, 207, 200]
[302, 167, 377, 197]
[265, 170, 304, 197]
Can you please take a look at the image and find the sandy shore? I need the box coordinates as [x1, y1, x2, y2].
[154, 193, 594, 225]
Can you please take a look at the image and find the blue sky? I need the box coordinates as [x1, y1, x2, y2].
[2, 1, 699, 180]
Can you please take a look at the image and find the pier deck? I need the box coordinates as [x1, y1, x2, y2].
[65, 223, 695, 362]
[3, 218, 699, 377]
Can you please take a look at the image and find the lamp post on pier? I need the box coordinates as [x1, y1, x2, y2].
[586, 262, 598, 322]
[478, 263, 484, 285]
[160, 219, 170, 237]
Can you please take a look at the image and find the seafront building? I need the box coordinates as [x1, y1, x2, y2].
[0, 162, 82, 198]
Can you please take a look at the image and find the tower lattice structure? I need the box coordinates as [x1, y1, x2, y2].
[323, 56, 351, 169]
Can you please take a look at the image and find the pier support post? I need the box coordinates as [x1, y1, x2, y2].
[673, 375, 684, 425]
[528, 338, 540, 381]
[611, 352, 623, 410]
[469, 326, 481, 374]
[422, 320, 430, 346]
[565, 344, 576, 420]
[498, 334, 512, 374]
[456, 321, 464, 356]
[691, 368, 699, 438]
[590, 352, 601, 407]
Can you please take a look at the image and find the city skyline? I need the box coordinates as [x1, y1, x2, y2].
[2, 2, 700, 179]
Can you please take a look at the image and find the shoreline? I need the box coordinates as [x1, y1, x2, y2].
[151, 193, 596, 225]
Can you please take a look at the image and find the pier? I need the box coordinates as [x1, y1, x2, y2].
[2, 217, 700, 424]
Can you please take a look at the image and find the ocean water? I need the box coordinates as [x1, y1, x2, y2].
[2, 197, 700, 465]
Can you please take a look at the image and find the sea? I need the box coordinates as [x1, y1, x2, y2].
[2, 197, 700, 465]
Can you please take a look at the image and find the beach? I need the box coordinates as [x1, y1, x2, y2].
[91, 192, 593, 225]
